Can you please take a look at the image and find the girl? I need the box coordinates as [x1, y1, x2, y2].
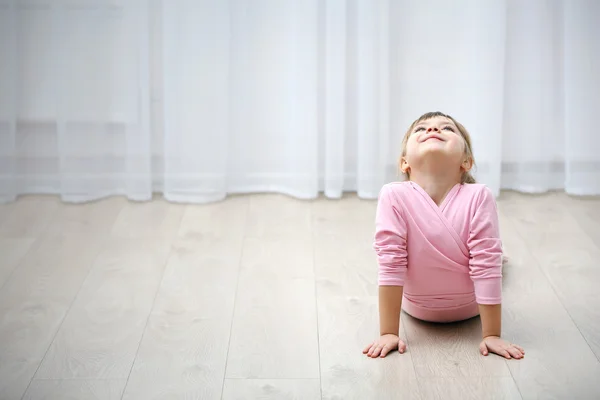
[363, 111, 524, 360]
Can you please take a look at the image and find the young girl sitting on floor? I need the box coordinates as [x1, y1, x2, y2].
[363, 111, 524, 360]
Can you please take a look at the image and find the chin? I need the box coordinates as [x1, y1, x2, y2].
[419, 146, 450, 155]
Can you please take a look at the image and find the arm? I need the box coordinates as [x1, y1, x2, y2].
[479, 303, 501, 338]
[373, 185, 408, 334]
[468, 188, 524, 359]
[369, 186, 408, 355]
[379, 286, 404, 336]
[467, 187, 503, 338]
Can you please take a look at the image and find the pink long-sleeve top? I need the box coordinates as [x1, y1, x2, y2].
[374, 181, 503, 323]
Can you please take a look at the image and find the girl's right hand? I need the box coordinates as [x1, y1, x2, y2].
[363, 334, 407, 358]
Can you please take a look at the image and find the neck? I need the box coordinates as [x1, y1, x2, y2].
[410, 169, 461, 206]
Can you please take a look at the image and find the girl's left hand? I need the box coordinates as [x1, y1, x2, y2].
[479, 336, 525, 359]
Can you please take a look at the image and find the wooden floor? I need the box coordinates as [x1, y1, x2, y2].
[0, 191, 599, 400]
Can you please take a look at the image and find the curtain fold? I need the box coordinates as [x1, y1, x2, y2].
[502, 0, 564, 193]
[0, 0, 151, 203]
[0, 0, 17, 202]
[1, 0, 599, 204]
[161, 0, 231, 203]
[389, 0, 507, 194]
[563, 0, 600, 195]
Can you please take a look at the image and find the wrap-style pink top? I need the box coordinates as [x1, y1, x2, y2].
[374, 181, 503, 322]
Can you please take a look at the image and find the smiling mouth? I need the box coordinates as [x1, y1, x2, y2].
[423, 136, 444, 142]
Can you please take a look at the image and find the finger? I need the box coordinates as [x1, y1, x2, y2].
[479, 341, 488, 356]
[507, 347, 523, 359]
[501, 350, 512, 359]
[515, 345, 525, 354]
[369, 344, 381, 357]
[371, 345, 383, 358]
[363, 342, 374, 354]
[398, 340, 407, 354]
[367, 344, 377, 356]
[380, 345, 391, 358]
[368, 344, 379, 357]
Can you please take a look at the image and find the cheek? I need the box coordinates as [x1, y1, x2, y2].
[448, 136, 467, 154]
[404, 137, 419, 157]
[406, 140, 416, 152]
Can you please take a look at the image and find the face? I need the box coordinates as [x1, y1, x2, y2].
[401, 116, 471, 174]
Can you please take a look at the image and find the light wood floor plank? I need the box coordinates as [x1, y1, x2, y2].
[311, 195, 377, 234]
[245, 194, 312, 239]
[226, 272, 320, 379]
[498, 191, 583, 235]
[177, 195, 248, 242]
[122, 316, 231, 400]
[122, 235, 241, 399]
[316, 260, 378, 298]
[502, 291, 600, 399]
[560, 290, 600, 362]
[318, 295, 421, 400]
[503, 197, 600, 360]
[563, 195, 600, 248]
[222, 379, 321, 400]
[35, 238, 172, 379]
[313, 198, 378, 298]
[314, 230, 378, 298]
[500, 196, 600, 397]
[23, 379, 126, 400]
[0, 196, 59, 238]
[0, 237, 36, 289]
[0, 233, 105, 309]
[0, 192, 598, 399]
[417, 377, 522, 400]
[496, 210, 557, 298]
[402, 313, 511, 378]
[110, 197, 184, 239]
[43, 197, 127, 237]
[0, 357, 45, 400]
[241, 236, 314, 279]
[0, 233, 105, 399]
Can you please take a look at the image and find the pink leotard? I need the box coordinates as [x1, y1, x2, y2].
[374, 181, 503, 323]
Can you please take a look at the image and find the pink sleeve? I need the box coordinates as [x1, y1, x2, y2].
[373, 185, 408, 286]
[468, 186, 503, 304]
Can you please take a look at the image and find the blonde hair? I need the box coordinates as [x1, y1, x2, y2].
[399, 111, 476, 184]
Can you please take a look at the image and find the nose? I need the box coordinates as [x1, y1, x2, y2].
[427, 127, 439, 132]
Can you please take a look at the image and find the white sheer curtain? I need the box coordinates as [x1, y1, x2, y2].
[0, 0, 151, 203]
[1, 0, 599, 204]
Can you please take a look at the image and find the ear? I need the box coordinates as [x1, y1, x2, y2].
[400, 157, 410, 174]
[461, 157, 473, 172]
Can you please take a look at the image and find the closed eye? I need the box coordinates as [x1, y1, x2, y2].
[442, 126, 455, 132]
[414, 127, 425, 132]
